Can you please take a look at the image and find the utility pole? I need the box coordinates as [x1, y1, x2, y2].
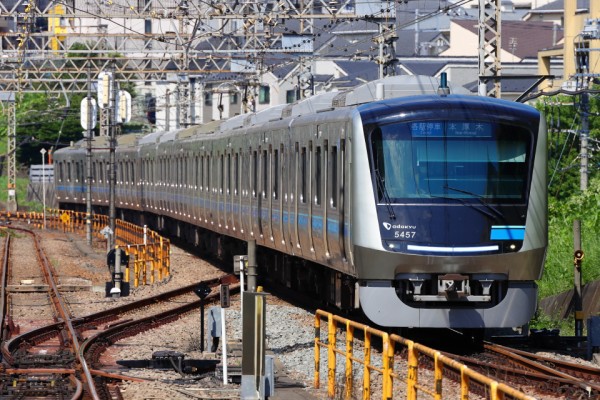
[478, 0, 501, 98]
[85, 65, 94, 246]
[108, 63, 117, 250]
[580, 91, 589, 191]
[574, 16, 600, 191]
[5, 94, 16, 212]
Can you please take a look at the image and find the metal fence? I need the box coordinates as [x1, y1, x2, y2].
[1, 209, 170, 288]
[314, 310, 536, 400]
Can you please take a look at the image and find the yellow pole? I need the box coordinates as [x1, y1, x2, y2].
[383, 334, 394, 400]
[327, 313, 336, 398]
[460, 365, 469, 400]
[363, 329, 371, 400]
[407, 340, 418, 400]
[314, 314, 321, 389]
[434, 351, 443, 400]
[345, 321, 353, 399]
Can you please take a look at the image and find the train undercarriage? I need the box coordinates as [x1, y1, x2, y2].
[63, 204, 357, 313]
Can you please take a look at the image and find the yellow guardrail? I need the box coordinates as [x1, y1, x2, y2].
[314, 310, 536, 400]
[1, 210, 170, 288]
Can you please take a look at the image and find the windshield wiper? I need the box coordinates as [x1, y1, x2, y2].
[443, 185, 505, 220]
[375, 169, 396, 220]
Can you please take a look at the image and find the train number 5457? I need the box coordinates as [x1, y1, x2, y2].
[394, 231, 416, 239]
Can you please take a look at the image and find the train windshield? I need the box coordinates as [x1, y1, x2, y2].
[369, 120, 532, 203]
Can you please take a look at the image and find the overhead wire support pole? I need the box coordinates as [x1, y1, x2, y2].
[575, 34, 591, 191]
[6, 95, 17, 213]
[478, 0, 501, 98]
[108, 62, 117, 251]
[86, 65, 93, 246]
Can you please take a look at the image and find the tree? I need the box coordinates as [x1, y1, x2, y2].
[15, 93, 89, 166]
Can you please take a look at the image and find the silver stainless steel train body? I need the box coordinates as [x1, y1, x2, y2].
[54, 75, 547, 329]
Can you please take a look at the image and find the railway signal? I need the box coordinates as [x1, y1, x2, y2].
[194, 283, 212, 353]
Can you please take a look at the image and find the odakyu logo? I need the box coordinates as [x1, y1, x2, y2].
[382, 223, 417, 230]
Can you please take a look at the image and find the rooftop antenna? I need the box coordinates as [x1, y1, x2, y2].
[438, 72, 450, 96]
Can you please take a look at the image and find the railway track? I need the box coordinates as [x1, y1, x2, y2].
[0, 226, 239, 399]
[441, 342, 600, 399]
[0, 226, 90, 398]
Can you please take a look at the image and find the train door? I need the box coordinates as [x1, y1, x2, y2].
[252, 144, 264, 245]
[129, 158, 135, 208]
[241, 146, 252, 237]
[174, 154, 181, 216]
[183, 152, 191, 220]
[216, 151, 223, 229]
[258, 142, 273, 247]
[231, 149, 240, 235]
[175, 153, 183, 217]
[271, 139, 285, 253]
[140, 156, 146, 211]
[198, 150, 208, 226]
[168, 152, 176, 216]
[208, 150, 216, 227]
[296, 133, 313, 259]
[324, 128, 346, 266]
[341, 130, 351, 266]
[312, 126, 327, 264]
[282, 133, 294, 255]
[224, 150, 232, 232]
[289, 141, 301, 256]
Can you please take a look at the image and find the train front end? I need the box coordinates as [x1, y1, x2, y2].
[352, 95, 547, 328]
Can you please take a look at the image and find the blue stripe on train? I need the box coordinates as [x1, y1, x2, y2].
[490, 226, 525, 240]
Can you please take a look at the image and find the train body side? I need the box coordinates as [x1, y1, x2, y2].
[54, 77, 547, 329]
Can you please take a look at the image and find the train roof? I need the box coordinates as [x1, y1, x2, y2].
[136, 75, 470, 143]
[214, 75, 470, 131]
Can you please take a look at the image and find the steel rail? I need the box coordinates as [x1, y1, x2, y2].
[1, 227, 99, 399]
[442, 343, 600, 398]
[487, 342, 600, 383]
[0, 232, 11, 345]
[3, 274, 237, 358]
[80, 281, 240, 369]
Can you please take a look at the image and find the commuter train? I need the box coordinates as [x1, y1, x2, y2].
[54, 75, 547, 329]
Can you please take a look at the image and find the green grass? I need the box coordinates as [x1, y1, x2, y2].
[0, 175, 43, 212]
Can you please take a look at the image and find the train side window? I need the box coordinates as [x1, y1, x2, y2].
[301, 146, 307, 203]
[199, 155, 204, 190]
[315, 145, 322, 206]
[193, 156, 198, 188]
[273, 147, 279, 200]
[233, 152, 239, 196]
[227, 153, 231, 195]
[207, 153, 212, 192]
[330, 145, 338, 209]
[179, 157, 184, 187]
[67, 162, 72, 183]
[219, 154, 224, 194]
[184, 155, 189, 187]
[242, 150, 249, 197]
[181, 156, 184, 187]
[151, 158, 155, 183]
[121, 161, 125, 184]
[252, 150, 258, 198]
[262, 149, 268, 199]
